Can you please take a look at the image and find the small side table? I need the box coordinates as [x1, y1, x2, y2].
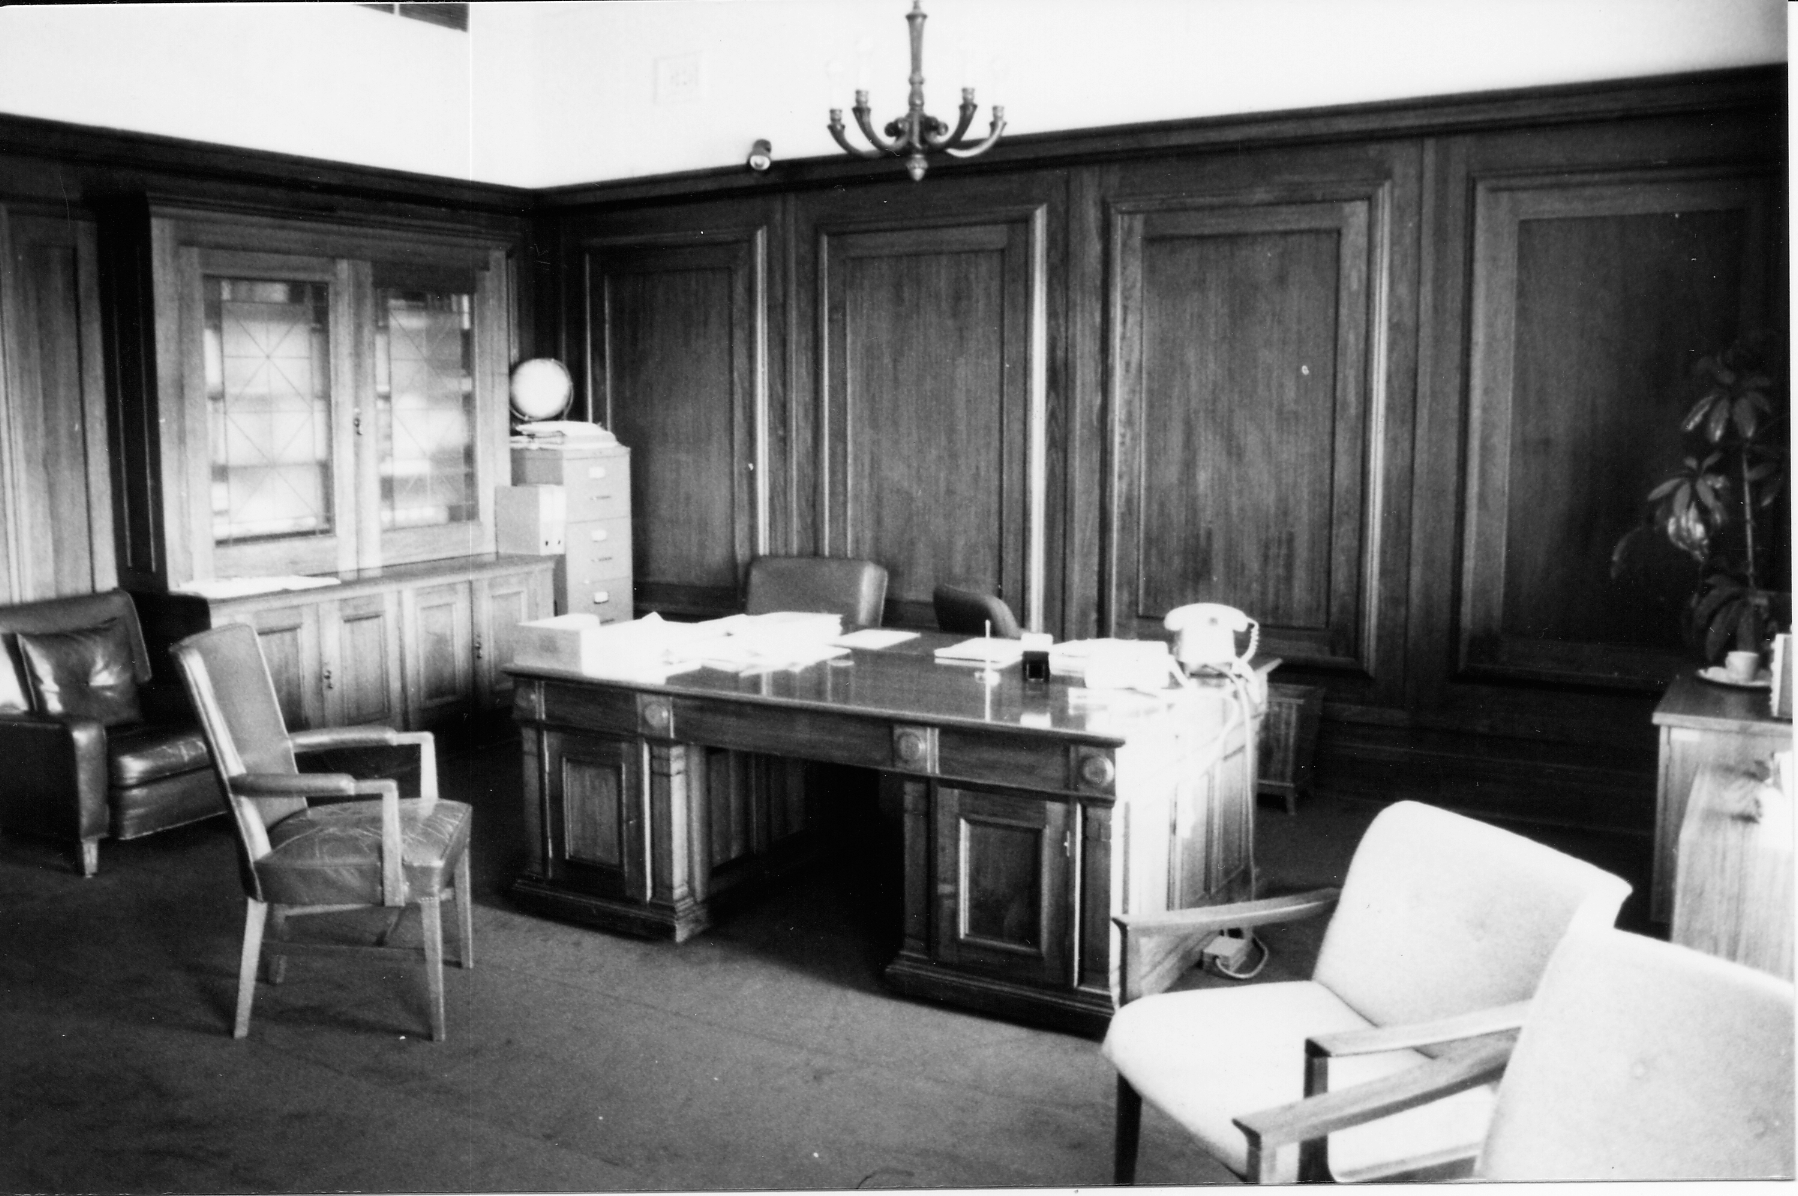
[1651, 672, 1791, 924]
[1672, 763, 1792, 980]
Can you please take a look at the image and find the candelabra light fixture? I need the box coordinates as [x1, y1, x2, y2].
[827, 1, 1006, 182]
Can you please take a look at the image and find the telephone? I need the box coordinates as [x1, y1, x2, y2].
[1164, 603, 1259, 679]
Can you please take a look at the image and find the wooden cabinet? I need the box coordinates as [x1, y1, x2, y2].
[1651, 673, 1791, 923]
[136, 554, 555, 733]
[929, 785, 1074, 987]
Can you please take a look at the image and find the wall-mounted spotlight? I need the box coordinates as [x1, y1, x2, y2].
[746, 139, 773, 172]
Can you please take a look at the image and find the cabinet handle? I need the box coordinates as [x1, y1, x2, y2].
[591, 528, 609, 542]
[593, 591, 610, 604]
[323, 667, 334, 690]
[1063, 831, 1072, 859]
[474, 636, 484, 661]
[352, 414, 363, 437]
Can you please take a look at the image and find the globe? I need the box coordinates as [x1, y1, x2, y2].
[509, 358, 574, 422]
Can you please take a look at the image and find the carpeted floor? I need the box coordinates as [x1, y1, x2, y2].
[0, 732, 1650, 1193]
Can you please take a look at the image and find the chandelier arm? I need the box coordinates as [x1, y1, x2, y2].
[943, 108, 1007, 159]
[853, 100, 903, 155]
[828, 113, 887, 159]
[924, 92, 978, 151]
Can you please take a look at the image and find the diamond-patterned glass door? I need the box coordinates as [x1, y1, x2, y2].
[376, 290, 477, 531]
[204, 278, 335, 544]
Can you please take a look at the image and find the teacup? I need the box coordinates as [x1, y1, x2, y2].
[1725, 650, 1762, 684]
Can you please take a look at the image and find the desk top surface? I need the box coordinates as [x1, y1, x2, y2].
[512, 630, 1256, 747]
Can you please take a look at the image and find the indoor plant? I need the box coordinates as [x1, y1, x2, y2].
[1613, 334, 1789, 663]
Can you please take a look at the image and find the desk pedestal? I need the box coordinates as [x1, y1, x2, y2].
[509, 671, 1260, 1033]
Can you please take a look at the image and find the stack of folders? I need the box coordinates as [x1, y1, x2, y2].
[514, 610, 852, 681]
[933, 637, 1026, 667]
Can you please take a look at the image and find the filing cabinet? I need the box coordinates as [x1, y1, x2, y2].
[512, 441, 634, 622]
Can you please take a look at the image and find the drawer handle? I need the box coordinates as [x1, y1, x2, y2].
[593, 591, 610, 604]
[322, 667, 334, 690]
[587, 466, 607, 479]
[474, 635, 484, 661]
[590, 528, 609, 542]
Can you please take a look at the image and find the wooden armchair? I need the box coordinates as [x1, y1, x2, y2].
[1101, 800, 1631, 1184]
[172, 622, 474, 1041]
[1236, 928, 1796, 1181]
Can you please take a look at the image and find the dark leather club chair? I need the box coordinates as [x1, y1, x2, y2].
[932, 582, 1022, 638]
[172, 622, 474, 1042]
[0, 589, 220, 875]
[744, 555, 889, 626]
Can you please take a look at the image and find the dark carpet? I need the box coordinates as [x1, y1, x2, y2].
[0, 733, 1649, 1193]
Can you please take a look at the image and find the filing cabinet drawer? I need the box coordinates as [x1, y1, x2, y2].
[568, 517, 633, 578]
[563, 457, 630, 521]
[568, 576, 635, 624]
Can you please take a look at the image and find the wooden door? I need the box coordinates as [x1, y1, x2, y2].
[544, 729, 643, 901]
[1110, 187, 1388, 676]
[320, 590, 403, 727]
[1459, 173, 1778, 690]
[242, 602, 323, 731]
[585, 232, 765, 618]
[473, 568, 549, 710]
[403, 581, 474, 728]
[932, 785, 1072, 987]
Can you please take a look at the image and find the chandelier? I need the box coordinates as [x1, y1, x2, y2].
[827, 1, 1006, 182]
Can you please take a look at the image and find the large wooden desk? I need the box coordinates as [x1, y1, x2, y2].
[509, 634, 1263, 1033]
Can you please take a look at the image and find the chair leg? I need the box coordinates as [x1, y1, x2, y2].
[1115, 1074, 1143, 1185]
[455, 849, 474, 969]
[235, 899, 268, 1038]
[262, 908, 288, 984]
[420, 896, 446, 1042]
[77, 839, 99, 877]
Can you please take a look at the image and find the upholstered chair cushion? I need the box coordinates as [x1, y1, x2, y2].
[933, 583, 1022, 637]
[16, 619, 144, 727]
[1103, 982, 1496, 1182]
[744, 556, 889, 627]
[107, 724, 215, 789]
[256, 799, 474, 907]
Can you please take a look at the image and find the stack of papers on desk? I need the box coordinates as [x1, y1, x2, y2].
[934, 637, 1026, 666]
[682, 611, 848, 674]
[516, 610, 858, 680]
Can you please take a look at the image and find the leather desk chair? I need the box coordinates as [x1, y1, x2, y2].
[1102, 801, 1631, 1185]
[173, 622, 474, 1041]
[744, 556, 888, 626]
[932, 583, 1021, 637]
[0, 590, 220, 875]
[1240, 928, 1795, 1182]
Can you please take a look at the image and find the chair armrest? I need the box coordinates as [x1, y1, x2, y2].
[1235, 1038, 1514, 1184]
[1115, 888, 1341, 1004]
[0, 712, 111, 843]
[289, 726, 402, 751]
[232, 772, 360, 800]
[289, 727, 437, 805]
[1308, 1000, 1532, 1062]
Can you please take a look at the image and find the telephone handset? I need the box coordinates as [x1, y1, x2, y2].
[1164, 603, 1259, 679]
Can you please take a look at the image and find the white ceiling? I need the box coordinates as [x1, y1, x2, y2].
[0, 0, 1784, 189]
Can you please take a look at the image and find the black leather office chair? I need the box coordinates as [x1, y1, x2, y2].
[932, 583, 1021, 638]
[744, 556, 888, 627]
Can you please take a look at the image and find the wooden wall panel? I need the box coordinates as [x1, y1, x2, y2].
[796, 175, 1056, 631]
[1462, 174, 1776, 689]
[0, 209, 114, 601]
[583, 223, 769, 619]
[1106, 142, 1417, 696]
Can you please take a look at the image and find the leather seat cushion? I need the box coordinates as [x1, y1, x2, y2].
[256, 798, 472, 907]
[1101, 980, 1495, 1182]
[108, 723, 214, 788]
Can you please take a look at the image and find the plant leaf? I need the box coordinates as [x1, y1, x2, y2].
[1706, 399, 1732, 442]
[1647, 476, 1684, 501]
[1694, 476, 1724, 518]
[1733, 397, 1759, 438]
[1682, 394, 1719, 432]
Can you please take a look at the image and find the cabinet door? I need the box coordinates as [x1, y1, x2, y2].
[320, 591, 403, 727]
[1169, 731, 1257, 910]
[544, 729, 643, 901]
[403, 581, 474, 728]
[932, 785, 1072, 987]
[242, 603, 323, 731]
[473, 569, 550, 710]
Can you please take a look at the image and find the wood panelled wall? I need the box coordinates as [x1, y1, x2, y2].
[536, 68, 1785, 836]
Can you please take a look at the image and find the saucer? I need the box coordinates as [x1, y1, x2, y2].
[1697, 665, 1772, 690]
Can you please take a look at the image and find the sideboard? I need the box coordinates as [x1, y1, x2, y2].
[134, 554, 556, 732]
[1651, 672, 1792, 924]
